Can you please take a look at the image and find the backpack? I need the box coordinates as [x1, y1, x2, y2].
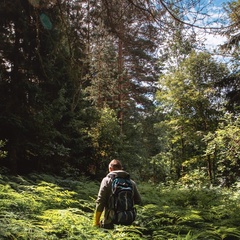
[111, 176, 136, 225]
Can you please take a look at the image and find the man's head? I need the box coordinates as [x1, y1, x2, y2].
[109, 159, 122, 172]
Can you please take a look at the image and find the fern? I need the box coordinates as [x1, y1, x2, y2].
[1, 174, 240, 239]
[216, 226, 240, 240]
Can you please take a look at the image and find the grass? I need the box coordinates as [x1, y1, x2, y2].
[0, 173, 240, 239]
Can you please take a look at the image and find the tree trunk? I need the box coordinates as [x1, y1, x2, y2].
[117, 36, 124, 132]
[207, 155, 213, 184]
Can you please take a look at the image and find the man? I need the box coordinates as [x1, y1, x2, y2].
[94, 159, 141, 229]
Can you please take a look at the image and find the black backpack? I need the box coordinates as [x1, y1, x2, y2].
[111, 176, 136, 225]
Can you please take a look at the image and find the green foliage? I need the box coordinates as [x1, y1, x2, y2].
[87, 107, 124, 173]
[0, 174, 240, 239]
[155, 51, 229, 182]
[204, 114, 240, 186]
[0, 140, 7, 159]
[137, 183, 240, 239]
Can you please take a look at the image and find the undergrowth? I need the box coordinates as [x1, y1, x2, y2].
[0, 173, 240, 239]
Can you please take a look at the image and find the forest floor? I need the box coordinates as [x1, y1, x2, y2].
[0, 173, 240, 239]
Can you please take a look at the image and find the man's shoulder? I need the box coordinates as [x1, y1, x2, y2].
[108, 170, 130, 179]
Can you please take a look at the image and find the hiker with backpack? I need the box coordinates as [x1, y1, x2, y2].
[94, 159, 141, 229]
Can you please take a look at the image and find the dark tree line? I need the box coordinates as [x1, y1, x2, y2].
[0, 0, 161, 176]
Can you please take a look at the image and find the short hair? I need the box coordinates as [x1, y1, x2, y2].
[109, 159, 122, 170]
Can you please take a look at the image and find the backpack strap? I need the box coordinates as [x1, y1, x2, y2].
[108, 172, 118, 180]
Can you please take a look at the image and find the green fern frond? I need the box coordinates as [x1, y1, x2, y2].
[217, 226, 240, 240]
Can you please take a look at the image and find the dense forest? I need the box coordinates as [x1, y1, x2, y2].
[0, 0, 240, 239]
[0, 0, 240, 185]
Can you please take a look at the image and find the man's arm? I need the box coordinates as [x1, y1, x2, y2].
[93, 177, 110, 226]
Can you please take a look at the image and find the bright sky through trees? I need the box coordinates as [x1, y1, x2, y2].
[195, 0, 231, 63]
[204, 0, 228, 48]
